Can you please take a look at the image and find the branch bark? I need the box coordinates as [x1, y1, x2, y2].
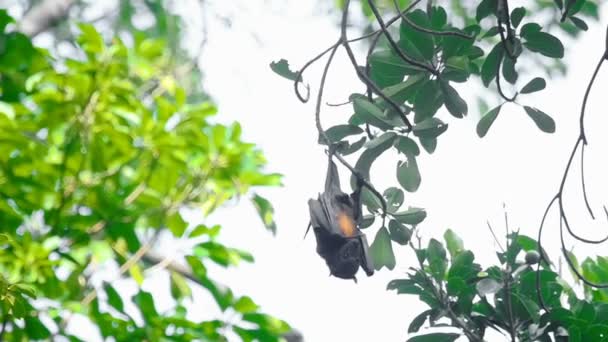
[19, 0, 75, 37]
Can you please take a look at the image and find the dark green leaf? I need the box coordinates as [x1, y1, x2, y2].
[414, 80, 443, 122]
[360, 215, 375, 229]
[427, 239, 447, 281]
[103, 282, 124, 313]
[269, 59, 300, 81]
[365, 132, 397, 149]
[520, 23, 542, 38]
[481, 43, 504, 87]
[476, 105, 502, 138]
[388, 220, 411, 245]
[570, 16, 588, 31]
[419, 136, 437, 154]
[369, 227, 396, 271]
[24, 317, 51, 339]
[524, 31, 565, 58]
[520, 77, 546, 94]
[524, 106, 556, 133]
[408, 333, 461, 342]
[511, 7, 526, 28]
[502, 56, 518, 84]
[408, 310, 432, 333]
[476, 0, 498, 22]
[439, 80, 468, 118]
[399, 10, 435, 61]
[351, 132, 395, 189]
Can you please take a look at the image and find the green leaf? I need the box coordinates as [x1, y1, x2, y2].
[388, 220, 412, 245]
[511, 7, 526, 28]
[520, 23, 542, 38]
[353, 97, 402, 130]
[132, 291, 159, 322]
[365, 132, 397, 149]
[414, 80, 443, 121]
[520, 77, 546, 94]
[524, 106, 556, 133]
[481, 43, 504, 87]
[399, 10, 435, 61]
[439, 80, 468, 118]
[408, 310, 432, 333]
[419, 136, 437, 154]
[319, 125, 364, 144]
[234, 296, 259, 314]
[167, 212, 188, 237]
[252, 194, 277, 234]
[269, 59, 300, 81]
[444, 229, 464, 258]
[476, 278, 503, 296]
[412, 117, 448, 139]
[383, 187, 404, 213]
[427, 239, 447, 281]
[369, 227, 396, 271]
[502, 56, 518, 84]
[392, 207, 426, 225]
[476, 105, 502, 138]
[395, 136, 420, 156]
[350, 132, 395, 189]
[24, 317, 51, 339]
[476, 0, 498, 22]
[570, 16, 588, 31]
[103, 282, 124, 313]
[407, 333, 461, 342]
[397, 157, 421, 193]
[360, 215, 375, 229]
[524, 31, 565, 58]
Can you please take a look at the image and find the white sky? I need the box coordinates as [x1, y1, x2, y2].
[41, 1, 608, 341]
[182, 1, 608, 341]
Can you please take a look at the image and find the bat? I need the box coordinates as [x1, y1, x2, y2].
[306, 153, 374, 282]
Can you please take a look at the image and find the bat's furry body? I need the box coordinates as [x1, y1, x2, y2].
[307, 156, 374, 281]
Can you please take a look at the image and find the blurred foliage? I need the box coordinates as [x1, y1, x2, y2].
[0, 8, 289, 341]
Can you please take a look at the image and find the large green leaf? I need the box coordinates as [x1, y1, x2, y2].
[369, 227, 396, 271]
[476, 105, 502, 138]
[524, 106, 556, 133]
[523, 31, 565, 58]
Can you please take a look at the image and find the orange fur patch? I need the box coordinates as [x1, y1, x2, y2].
[337, 211, 356, 237]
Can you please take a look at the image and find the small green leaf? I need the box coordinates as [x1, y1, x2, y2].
[269, 59, 300, 81]
[360, 215, 375, 229]
[103, 282, 125, 313]
[353, 97, 402, 130]
[524, 31, 564, 58]
[319, 125, 364, 144]
[407, 333, 461, 342]
[252, 194, 277, 234]
[369, 227, 396, 271]
[408, 310, 432, 333]
[234, 296, 259, 314]
[167, 212, 188, 237]
[412, 117, 448, 139]
[511, 7, 526, 28]
[365, 132, 397, 150]
[520, 77, 546, 94]
[350, 132, 395, 189]
[476, 105, 502, 138]
[524, 106, 556, 133]
[394, 136, 420, 156]
[383, 187, 404, 213]
[520, 23, 542, 38]
[388, 220, 412, 245]
[439, 80, 468, 118]
[444, 229, 464, 258]
[392, 207, 427, 225]
[570, 16, 588, 31]
[397, 157, 421, 192]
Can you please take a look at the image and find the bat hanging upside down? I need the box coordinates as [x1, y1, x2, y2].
[305, 153, 374, 282]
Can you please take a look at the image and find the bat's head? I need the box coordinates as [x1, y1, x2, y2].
[328, 239, 362, 280]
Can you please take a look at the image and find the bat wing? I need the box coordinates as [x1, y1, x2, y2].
[357, 233, 375, 276]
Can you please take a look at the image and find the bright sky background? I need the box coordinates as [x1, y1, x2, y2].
[173, 1, 608, 341]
